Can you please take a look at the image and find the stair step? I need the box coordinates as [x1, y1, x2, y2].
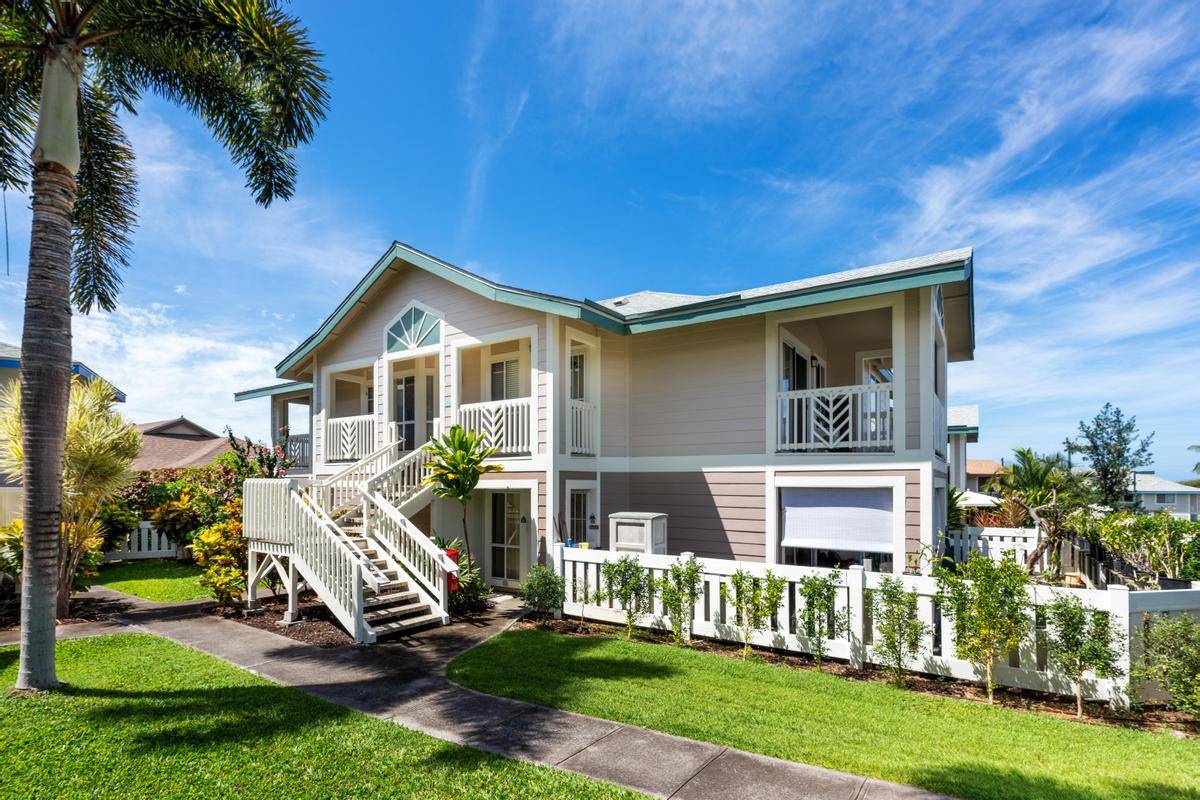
[364, 590, 420, 608]
[369, 611, 443, 636]
[363, 601, 426, 623]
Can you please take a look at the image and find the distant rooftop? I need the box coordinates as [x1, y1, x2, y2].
[947, 404, 979, 431]
[1130, 473, 1200, 494]
[0, 341, 126, 402]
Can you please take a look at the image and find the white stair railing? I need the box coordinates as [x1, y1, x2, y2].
[314, 442, 400, 515]
[777, 383, 893, 452]
[366, 445, 433, 509]
[367, 493, 458, 619]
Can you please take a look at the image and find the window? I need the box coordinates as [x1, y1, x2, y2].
[570, 352, 586, 400]
[569, 490, 589, 543]
[1155, 493, 1176, 505]
[779, 487, 894, 572]
[810, 356, 826, 389]
[424, 374, 436, 440]
[386, 305, 441, 353]
[490, 359, 520, 401]
[780, 341, 807, 391]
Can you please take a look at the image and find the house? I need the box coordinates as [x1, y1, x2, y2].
[0, 341, 125, 524]
[965, 458, 1003, 492]
[237, 241, 974, 641]
[1128, 472, 1200, 521]
[946, 404, 978, 489]
[132, 417, 233, 471]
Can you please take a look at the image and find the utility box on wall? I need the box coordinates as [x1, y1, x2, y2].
[609, 512, 668, 555]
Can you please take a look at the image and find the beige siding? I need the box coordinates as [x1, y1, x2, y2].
[599, 471, 767, 561]
[599, 330, 631, 457]
[0, 487, 21, 524]
[775, 469, 922, 557]
[904, 289, 921, 450]
[627, 315, 766, 456]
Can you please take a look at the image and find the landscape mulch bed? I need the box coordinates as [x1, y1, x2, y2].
[0, 596, 120, 631]
[209, 591, 355, 648]
[521, 616, 1198, 737]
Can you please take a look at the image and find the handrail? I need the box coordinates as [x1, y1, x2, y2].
[364, 445, 432, 508]
[777, 381, 893, 400]
[367, 491, 458, 614]
[296, 488, 387, 592]
[315, 441, 400, 515]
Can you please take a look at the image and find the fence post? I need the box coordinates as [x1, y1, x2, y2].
[246, 550, 260, 611]
[848, 565, 866, 669]
[1107, 584, 1131, 710]
[552, 542, 565, 619]
[680, 552, 695, 643]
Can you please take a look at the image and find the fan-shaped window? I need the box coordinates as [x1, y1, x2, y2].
[387, 305, 441, 353]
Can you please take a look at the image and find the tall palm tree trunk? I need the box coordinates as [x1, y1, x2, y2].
[16, 163, 76, 690]
[15, 43, 83, 691]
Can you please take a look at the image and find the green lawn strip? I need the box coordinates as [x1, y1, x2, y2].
[0, 634, 641, 800]
[95, 559, 208, 602]
[447, 629, 1199, 800]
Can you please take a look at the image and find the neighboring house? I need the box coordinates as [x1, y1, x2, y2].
[237, 241, 973, 640]
[1128, 472, 1200, 521]
[965, 459, 1003, 493]
[946, 404, 978, 489]
[132, 417, 233, 471]
[0, 341, 125, 524]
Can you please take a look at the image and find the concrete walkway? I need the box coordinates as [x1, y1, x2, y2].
[5, 590, 954, 800]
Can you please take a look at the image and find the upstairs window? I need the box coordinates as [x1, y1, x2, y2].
[490, 359, 521, 400]
[387, 305, 441, 353]
[570, 352, 586, 400]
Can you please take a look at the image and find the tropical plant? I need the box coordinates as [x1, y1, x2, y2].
[987, 448, 1066, 504]
[658, 553, 703, 645]
[1044, 595, 1123, 718]
[96, 497, 137, 552]
[946, 486, 966, 531]
[935, 552, 1032, 703]
[0, 0, 327, 690]
[1063, 404, 1154, 510]
[0, 376, 139, 619]
[871, 575, 929, 686]
[600, 555, 652, 640]
[191, 500, 246, 609]
[225, 426, 290, 478]
[721, 568, 787, 658]
[519, 564, 564, 622]
[422, 425, 502, 564]
[1132, 612, 1200, 717]
[972, 497, 1031, 529]
[0, 520, 21, 604]
[794, 571, 847, 668]
[434, 535, 491, 615]
[990, 448, 1092, 575]
[1091, 512, 1197, 585]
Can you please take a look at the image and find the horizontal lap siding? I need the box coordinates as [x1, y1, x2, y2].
[628, 316, 766, 456]
[600, 332, 630, 457]
[601, 471, 766, 562]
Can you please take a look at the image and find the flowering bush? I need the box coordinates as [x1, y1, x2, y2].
[192, 500, 248, 608]
[1090, 512, 1198, 585]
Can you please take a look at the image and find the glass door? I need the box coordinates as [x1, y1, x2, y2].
[489, 492, 521, 585]
[393, 375, 415, 451]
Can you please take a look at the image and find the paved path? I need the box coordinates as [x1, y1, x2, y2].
[5, 589, 954, 800]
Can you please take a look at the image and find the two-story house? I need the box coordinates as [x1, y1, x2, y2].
[237, 241, 973, 641]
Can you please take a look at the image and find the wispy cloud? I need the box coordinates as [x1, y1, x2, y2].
[459, 89, 528, 243]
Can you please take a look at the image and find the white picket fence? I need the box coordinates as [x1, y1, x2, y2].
[553, 544, 1200, 705]
[942, 527, 1039, 564]
[104, 521, 179, 561]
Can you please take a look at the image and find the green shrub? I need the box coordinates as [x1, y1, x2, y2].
[935, 553, 1032, 703]
[192, 501, 246, 608]
[98, 499, 139, 552]
[601, 555, 652, 640]
[871, 575, 928, 685]
[721, 568, 787, 658]
[658, 554, 703, 645]
[1044, 594, 1123, 717]
[519, 564, 565, 620]
[795, 571, 848, 668]
[1132, 613, 1200, 717]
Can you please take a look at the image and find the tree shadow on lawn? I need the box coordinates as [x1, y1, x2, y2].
[910, 761, 1200, 800]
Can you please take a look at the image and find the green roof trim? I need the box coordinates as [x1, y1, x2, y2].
[947, 426, 979, 435]
[234, 381, 313, 402]
[274, 241, 973, 378]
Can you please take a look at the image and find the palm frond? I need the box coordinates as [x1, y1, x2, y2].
[0, 43, 41, 189]
[72, 79, 136, 313]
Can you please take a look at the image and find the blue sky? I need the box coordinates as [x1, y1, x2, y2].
[0, 2, 1197, 478]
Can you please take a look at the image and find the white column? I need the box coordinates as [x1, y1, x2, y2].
[1108, 584, 1131, 709]
[847, 565, 866, 669]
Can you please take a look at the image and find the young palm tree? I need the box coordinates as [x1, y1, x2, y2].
[421, 425, 502, 564]
[0, 1, 327, 689]
[0, 376, 140, 616]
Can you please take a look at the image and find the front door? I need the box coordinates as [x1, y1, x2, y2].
[488, 492, 523, 587]
[394, 375, 415, 451]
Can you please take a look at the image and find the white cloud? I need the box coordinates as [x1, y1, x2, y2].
[174, 284, 187, 295]
[459, 89, 528, 242]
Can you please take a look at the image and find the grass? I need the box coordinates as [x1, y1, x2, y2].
[95, 558, 208, 602]
[0, 634, 640, 800]
[447, 628, 1200, 800]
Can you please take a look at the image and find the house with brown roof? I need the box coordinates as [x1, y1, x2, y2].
[132, 417, 233, 471]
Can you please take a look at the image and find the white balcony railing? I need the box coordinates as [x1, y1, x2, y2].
[569, 399, 596, 456]
[325, 414, 376, 462]
[457, 398, 532, 456]
[777, 383, 893, 452]
[283, 433, 311, 470]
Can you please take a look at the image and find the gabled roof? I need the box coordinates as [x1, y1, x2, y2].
[0, 341, 126, 402]
[136, 416, 220, 438]
[967, 459, 1003, 477]
[131, 416, 232, 471]
[1130, 473, 1200, 495]
[274, 241, 975, 378]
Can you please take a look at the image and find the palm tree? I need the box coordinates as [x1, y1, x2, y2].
[0, 2, 326, 690]
[988, 447, 1065, 505]
[1190, 444, 1200, 475]
[421, 425, 503, 565]
[0, 375, 140, 616]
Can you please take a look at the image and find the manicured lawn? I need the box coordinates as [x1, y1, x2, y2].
[95, 558, 208, 602]
[0, 634, 639, 800]
[447, 629, 1200, 800]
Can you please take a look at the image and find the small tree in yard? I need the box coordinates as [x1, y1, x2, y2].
[872, 575, 929, 686]
[721, 568, 787, 658]
[519, 564, 564, 623]
[422, 426, 502, 564]
[658, 553, 703, 645]
[935, 553, 1032, 703]
[1044, 594, 1123, 718]
[1064, 404, 1154, 511]
[601, 555, 652, 640]
[794, 572, 848, 669]
[1132, 613, 1200, 717]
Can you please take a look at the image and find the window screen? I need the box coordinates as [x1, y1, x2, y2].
[780, 487, 894, 553]
[490, 359, 520, 400]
